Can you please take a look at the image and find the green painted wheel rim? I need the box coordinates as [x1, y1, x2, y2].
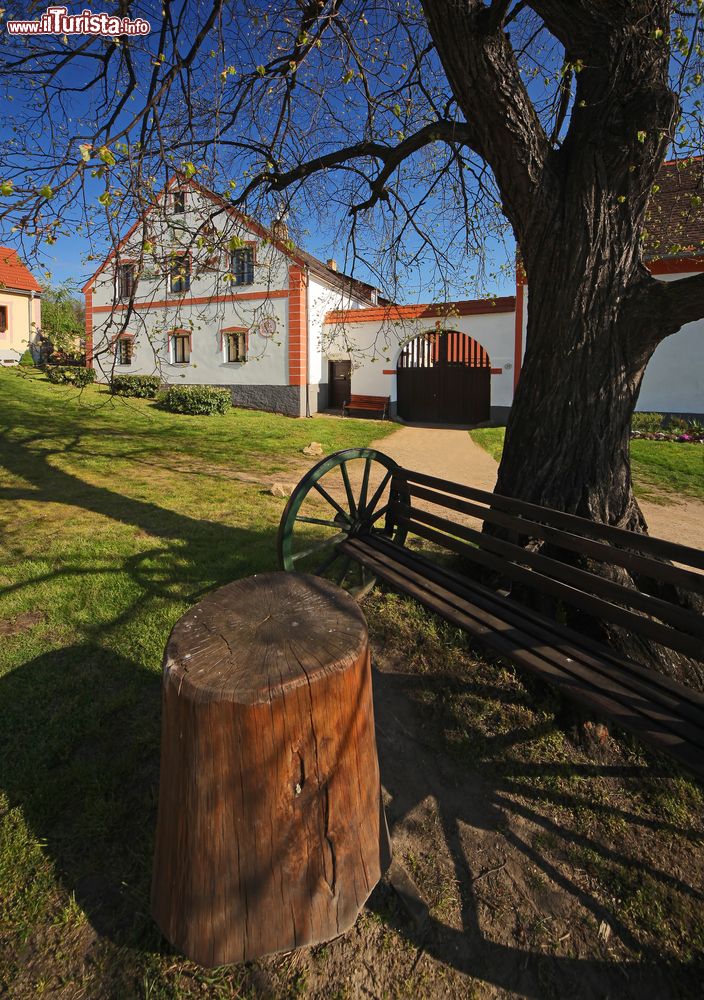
[277, 448, 407, 597]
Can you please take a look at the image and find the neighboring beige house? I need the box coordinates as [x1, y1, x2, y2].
[0, 247, 42, 365]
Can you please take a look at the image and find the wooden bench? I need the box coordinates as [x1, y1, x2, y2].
[342, 394, 390, 419]
[278, 450, 704, 780]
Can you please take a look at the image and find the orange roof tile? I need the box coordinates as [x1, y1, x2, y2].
[0, 246, 42, 293]
[324, 296, 516, 325]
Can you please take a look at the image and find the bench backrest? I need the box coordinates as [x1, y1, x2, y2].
[386, 467, 704, 661]
[346, 395, 390, 406]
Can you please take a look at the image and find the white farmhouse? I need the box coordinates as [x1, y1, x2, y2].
[84, 162, 703, 422]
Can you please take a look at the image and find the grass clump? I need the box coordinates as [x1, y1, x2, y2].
[631, 412, 664, 433]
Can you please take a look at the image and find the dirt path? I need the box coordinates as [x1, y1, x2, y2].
[370, 424, 499, 491]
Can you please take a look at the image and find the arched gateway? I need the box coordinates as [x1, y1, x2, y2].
[396, 330, 491, 424]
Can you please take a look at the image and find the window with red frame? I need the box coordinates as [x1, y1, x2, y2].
[169, 254, 190, 294]
[117, 263, 137, 299]
[117, 337, 133, 365]
[172, 334, 190, 364]
[226, 332, 247, 362]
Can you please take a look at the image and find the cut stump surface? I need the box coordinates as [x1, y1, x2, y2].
[151, 571, 389, 967]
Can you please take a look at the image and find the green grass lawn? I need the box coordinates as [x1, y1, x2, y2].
[0, 369, 396, 997]
[471, 427, 704, 501]
[2, 372, 703, 998]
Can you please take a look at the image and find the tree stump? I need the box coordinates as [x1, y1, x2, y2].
[151, 571, 390, 967]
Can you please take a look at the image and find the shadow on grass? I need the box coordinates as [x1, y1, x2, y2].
[0, 644, 163, 945]
[0, 427, 279, 956]
[371, 666, 704, 1000]
[0, 428, 279, 603]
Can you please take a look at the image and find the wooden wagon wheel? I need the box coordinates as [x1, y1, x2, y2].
[278, 448, 407, 598]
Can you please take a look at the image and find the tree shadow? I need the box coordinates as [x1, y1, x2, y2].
[0, 426, 280, 951]
[0, 427, 278, 604]
[370, 665, 704, 1000]
[0, 644, 162, 943]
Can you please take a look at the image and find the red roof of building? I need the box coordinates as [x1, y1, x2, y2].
[0, 246, 42, 293]
[643, 157, 704, 259]
[325, 296, 516, 325]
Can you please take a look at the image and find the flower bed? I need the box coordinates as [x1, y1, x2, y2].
[631, 412, 704, 443]
[630, 431, 704, 443]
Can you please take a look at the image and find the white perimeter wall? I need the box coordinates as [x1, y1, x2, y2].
[324, 308, 516, 409]
[637, 271, 704, 414]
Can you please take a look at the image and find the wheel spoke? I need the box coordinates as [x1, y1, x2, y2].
[340, 462, 357, 519]
[314, 548, 345, 577]
[358, 457, 371, 516]
[362, 468, 392, 519]
[295, 515, 343, 528]
[353, 564, 378, 601]
[312, 481, 350, 522]
[290, 531, 348, 562]
[368, 503, 389, 526]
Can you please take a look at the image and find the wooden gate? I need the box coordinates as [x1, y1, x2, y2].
[396, 330, 491, 424]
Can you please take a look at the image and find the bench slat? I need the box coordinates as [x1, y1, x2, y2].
[404, 481, 704, 596]
[342, 538, 704, 775]
[394, 468, 704, 571]
[362, 534, 704, 727]
[398, 502, 704, 640]
[395, 513, 704, 660]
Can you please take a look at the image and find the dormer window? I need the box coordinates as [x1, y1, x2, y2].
[117, 262, 137, 299]
[231, 247, 254, 285]
[172, 190, 185, 214]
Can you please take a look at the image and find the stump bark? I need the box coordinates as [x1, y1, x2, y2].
[151, 571, 390, 966]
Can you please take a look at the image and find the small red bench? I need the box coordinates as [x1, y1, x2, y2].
[342, 394, 390, 419]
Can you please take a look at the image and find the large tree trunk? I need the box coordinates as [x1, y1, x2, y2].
[419, 0, 702, 683]
[495, 263, 655, 532]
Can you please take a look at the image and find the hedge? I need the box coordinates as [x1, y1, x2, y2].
[111, 374, 161, 398]
[161, 385, 232, 416]
[46, 365, 97, 387]
[18, 350, 35, 367]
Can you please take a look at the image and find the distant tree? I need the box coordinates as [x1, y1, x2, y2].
[39, 285, 85, 361]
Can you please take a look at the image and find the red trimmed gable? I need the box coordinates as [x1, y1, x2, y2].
[0, 246, 41, 293]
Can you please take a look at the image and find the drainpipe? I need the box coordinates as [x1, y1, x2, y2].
[305, 265, 312, 417]
[28, 290, 35, 358]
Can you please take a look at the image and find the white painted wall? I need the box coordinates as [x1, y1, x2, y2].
[90, 186, 293, 385]
[307, 275, 371, 391]
[324, 308, 516, 409]
[638, 271, 704, 414]
[0, 290, 40, 364]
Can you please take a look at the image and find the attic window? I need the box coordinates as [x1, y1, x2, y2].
[169, 254, 190, 294]
[117, 262, 137, 299]
[231, 247, 254, 285]
[172, 191, 185, 214]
